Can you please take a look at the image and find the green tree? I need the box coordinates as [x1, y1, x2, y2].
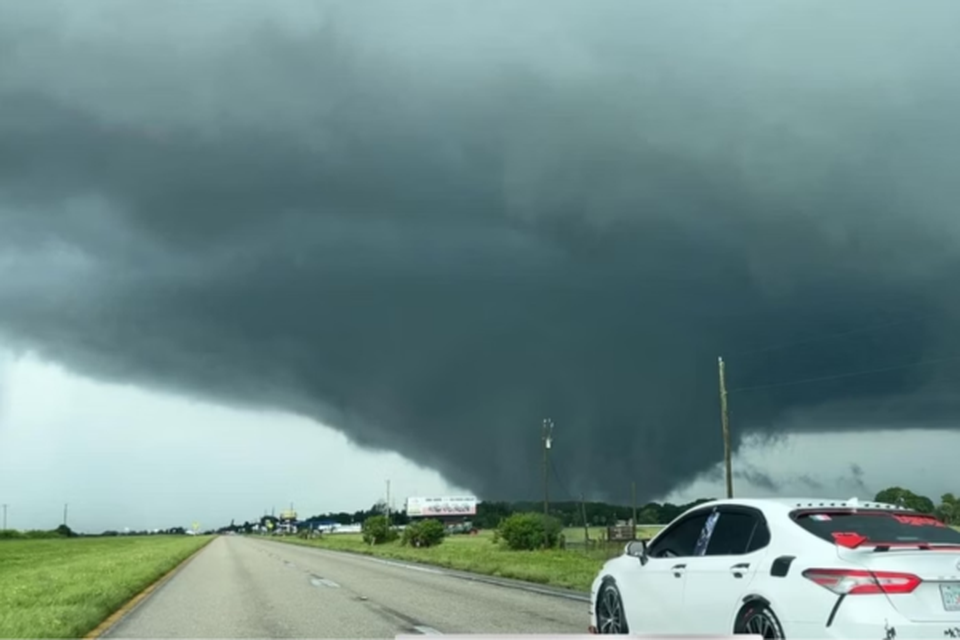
[497, 512, 563, 550]
[401, 519, 446, 548]
[361, 515, 397, 545]
[936, 493, 959, 525]
[874, 487, 936, 514]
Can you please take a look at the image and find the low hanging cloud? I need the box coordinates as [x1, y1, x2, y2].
[3, 0, 960, 502]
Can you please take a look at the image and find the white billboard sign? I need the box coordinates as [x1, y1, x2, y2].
[406, 496, 478, 517]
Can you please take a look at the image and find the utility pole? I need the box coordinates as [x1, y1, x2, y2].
[542, 419, 554, 516]
[631, 481, 637, 540]
[2, 504, 7, 530]
[718, 357, 733, 499]
[63, 503, 69, 527]
[580, 494, 590, 543]
[385, 480, 391, 521]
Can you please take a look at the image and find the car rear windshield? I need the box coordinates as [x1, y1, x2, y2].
[793, 510, 960, 546]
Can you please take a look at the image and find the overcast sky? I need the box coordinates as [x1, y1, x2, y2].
[0, 349, 466, 532]
[3, 0, 960, 532]
[4, 348, 959, 532]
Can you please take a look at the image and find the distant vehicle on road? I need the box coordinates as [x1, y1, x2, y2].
[445, 521, 478, 535]
[589, 497, 960, 638]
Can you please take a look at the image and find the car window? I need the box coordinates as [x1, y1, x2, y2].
[704, 511, 762, 556]
[746, 519, 771, 552]
[649, 511, 711, 558]
[793, 510, 960, 546]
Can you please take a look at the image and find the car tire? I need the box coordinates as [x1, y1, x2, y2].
[595, 580, 629, 634]
[735, 602, 785, 639]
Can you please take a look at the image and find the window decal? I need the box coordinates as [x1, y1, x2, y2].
[892, 515, 947, 528]
[830, 531, 868, 548]
[694, 510, 719, 556]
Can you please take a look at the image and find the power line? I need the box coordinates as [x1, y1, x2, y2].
[727, 311, 940, 358]
[548, 455, 575, 503]
[728, 351, 960, 394]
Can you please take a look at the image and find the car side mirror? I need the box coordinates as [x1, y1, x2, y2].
[626, 539, 648, 565]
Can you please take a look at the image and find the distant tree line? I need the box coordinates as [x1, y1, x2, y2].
[3, 487, 955, 541]
[873, 487, 959, 524]
[0, 525, 197, 539]
[96, 527, 193, 536]
[293, 497, 716, 530]
[293, 489, 960, 532]
[0, 524, 76, 539]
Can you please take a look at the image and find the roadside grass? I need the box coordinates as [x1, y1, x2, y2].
[0, 535, 213, 639]
[264, 523, 960, 593]
[265, 525, 665, 592]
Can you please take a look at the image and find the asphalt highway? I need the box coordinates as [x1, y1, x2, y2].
[105, 535, 588, 638]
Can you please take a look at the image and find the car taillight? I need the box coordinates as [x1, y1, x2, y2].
[802, 568, 922, 595]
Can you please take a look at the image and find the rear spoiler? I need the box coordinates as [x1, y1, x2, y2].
[829, 534, 960, 551]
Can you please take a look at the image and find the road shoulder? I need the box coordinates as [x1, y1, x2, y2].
[260, 537, 591, 603]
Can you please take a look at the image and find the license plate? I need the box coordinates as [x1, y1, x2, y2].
[941, 583, 960, 611]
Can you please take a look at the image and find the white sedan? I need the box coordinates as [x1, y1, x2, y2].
[588, 497, 960, 639]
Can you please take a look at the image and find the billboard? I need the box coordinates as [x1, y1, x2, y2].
[406, 496, 478, 517]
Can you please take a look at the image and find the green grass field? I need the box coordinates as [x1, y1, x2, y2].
[269, 525, 665, 592]
[0, 535, 213, 639]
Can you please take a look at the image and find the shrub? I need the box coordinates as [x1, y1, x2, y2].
[497, 512, 563, 550]
[401, 519, 446, 548]
[362, 515, 398, 545]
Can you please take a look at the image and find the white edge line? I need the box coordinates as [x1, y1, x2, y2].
[359, 553, 590, 602]
[369, 556, 589, 602]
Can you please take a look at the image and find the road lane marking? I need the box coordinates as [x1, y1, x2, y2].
[309, 576, 341, 588]
[413, 625, 443, 635]
[367, 557, 444, 574]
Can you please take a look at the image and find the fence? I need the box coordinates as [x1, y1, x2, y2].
[563, 538, 628, 560]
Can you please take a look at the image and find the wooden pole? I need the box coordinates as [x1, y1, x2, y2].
[719, 357, 733, 499]
[580, 494, 590, 543]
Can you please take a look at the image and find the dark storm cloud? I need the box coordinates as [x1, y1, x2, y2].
[3, 0, 960, 502]
[703, 464, 781, 493]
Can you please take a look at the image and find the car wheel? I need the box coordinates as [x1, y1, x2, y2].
[735, 603, 784, 639]
[595, 581, 629, 634]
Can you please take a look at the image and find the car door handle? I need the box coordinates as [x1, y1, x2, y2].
[671, 563, 686, 578]
[730, 562, 750, 578]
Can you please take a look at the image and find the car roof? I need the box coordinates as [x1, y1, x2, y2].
[681, 496, 912, 517]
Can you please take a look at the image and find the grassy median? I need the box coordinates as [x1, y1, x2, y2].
[0, 535, 213, 639]
[269, 525, 664, 592]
